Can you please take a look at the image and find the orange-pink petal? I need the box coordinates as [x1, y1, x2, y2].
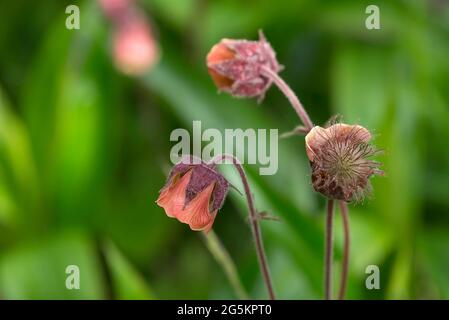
[177, 183, 216, 232]
[207, 41, 235, 64]
[206, 42, 236, 90]
[156, 171, 192, 218]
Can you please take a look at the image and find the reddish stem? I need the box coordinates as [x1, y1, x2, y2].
[261, 66, 314, 131]
[211, 154, 275, 300]
[325, 199, 334, 300]
[338, 201, 350, 300]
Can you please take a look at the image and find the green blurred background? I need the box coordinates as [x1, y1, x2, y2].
[0, 0, 448, 299]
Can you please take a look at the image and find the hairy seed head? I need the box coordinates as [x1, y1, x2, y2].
[305, 122, 383, 202]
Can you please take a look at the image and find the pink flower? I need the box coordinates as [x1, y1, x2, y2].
[112, 14, 159, 76]
[206, 31, 281, 100]
[156, 160, 229, 233]
[305, 123, 383, 202]
[99, 0, 133, 21]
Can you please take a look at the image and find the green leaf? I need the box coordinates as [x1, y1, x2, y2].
[0, 231, 106, 299]
[0, 87, 39, 230]
[417, 230, 449, 299]
[104, 241, 154, 300]
[332, 44, 390, 129]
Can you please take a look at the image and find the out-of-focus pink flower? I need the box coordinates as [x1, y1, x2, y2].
[113, 15, 159, 76]
[99, 0, 133, 21]
[156, 159, 229, 233]
[206, 30, 281, 100]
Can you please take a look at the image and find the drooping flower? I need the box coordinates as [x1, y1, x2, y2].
[305, 122, 383, 202]
[156, 158, 229, 233]
[206, 30, 282, 100]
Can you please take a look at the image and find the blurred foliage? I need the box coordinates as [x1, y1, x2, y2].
[0, 0, 448, 299]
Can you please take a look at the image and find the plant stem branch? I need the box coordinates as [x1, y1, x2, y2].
[202, 230, 249, 300]
[338, 201, 350, 300]
[211, 154, 275, 300]
[325, 199, 334, 300]
[261, 66, 314, 131]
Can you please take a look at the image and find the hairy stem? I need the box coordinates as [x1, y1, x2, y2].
[261, 66, 314, 131]
[338, 201, 350, 300]
[325, 199, 334, 300]
[211, 154, 275, 300]
[202, 230, 249, 299]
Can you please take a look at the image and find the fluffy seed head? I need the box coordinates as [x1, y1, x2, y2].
[305, 122, 383, 202]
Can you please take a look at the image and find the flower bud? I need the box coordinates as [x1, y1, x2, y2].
[156, 158, 229, 233]
[206, 30, 281, 100]
[305, 123, 382, 202]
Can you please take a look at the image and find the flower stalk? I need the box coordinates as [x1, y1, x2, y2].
[211, 154, 275, 300]
[325, 199, 335, 300]
[338, 201, 350, 300]
[260, 66, 314, 131]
